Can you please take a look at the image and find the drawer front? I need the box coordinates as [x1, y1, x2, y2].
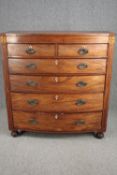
[10, 75, 105, 93]
[9, 59, 106, 74]
[11, 93, 103, 112]
[58, 44, 108, 57]
[13, 111, 102, 132]
[8, 44, 55, 57]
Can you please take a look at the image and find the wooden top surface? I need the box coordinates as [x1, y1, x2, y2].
[4, 31, 112, 35]
[0, 31, 115, 44]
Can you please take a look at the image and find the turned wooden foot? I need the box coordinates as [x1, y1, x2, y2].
[93, 132, 104, 139]
[11, 130, 24, 137]
[17, 130, 24, 135]
[11, 131, 18, 137]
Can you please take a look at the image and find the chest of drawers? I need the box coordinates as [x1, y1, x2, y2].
[0, 32, 115, 138]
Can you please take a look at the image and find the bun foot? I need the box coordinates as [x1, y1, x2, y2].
[11, 131, 18, 137]
[93, 132, 104, 139]
[17, 130, 24, 135]
[11, 130, 24, 137]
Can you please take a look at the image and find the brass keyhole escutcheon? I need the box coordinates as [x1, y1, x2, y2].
[54, 77, 59, 83]
[54, 114, 59, 120]
[55, 95, 59, 101]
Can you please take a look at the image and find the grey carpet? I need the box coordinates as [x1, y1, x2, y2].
[0, 108, 117, 175]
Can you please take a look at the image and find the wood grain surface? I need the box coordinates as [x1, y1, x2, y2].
[0, 32, 115, 135]
[11, 93, 103, 112]
[8, 44, 55, 57]
[58, 44, 107, 57]
[8, 59, 106, 74]
[13, 111, 102, 132]
[10, 75, 105, 93]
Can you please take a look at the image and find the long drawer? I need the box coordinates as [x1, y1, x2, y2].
[58, 44, 108, 57]
[8, 59, 106, 74]
[11, 93, 103, 112]
[8, 44, 56, 57]
[13, 111, 102, 132]
[10, 75, 105, 93]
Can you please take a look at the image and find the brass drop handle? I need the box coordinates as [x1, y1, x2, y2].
[77, 63, 88, 69]
[75, 99, 86, 106]
[76, 81, 87, 87]
[26, 63, 37, 69]
[73, 119, 85, 126]
[78, 48, 88, 55]
[28, 118, 39, 125]
[26, 80, 38, 87]
[27, 99, 39, 106]
[26, 45, 36, 54]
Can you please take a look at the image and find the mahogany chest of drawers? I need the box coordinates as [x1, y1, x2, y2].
[0, 32, 115, 138]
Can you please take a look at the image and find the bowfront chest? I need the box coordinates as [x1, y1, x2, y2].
[0, 32, 115, 138]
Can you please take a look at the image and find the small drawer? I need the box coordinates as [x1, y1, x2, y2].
[58, 44, 108, 57]
[13, 111, 102, 132]
[10, 75, 105, 93]
[11, 93, 103, 112]
[8, 59, 106, 74]
[8, 44, 55, 57]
